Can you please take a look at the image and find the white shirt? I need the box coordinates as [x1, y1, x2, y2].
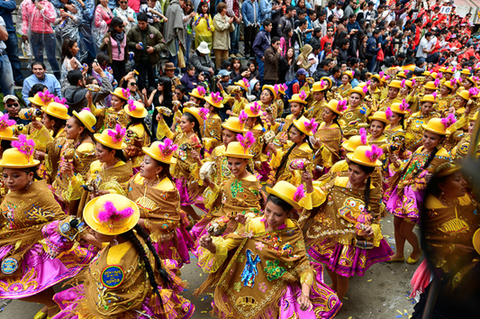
[308, 52, 318, 75]
[333, 7, 343, 19]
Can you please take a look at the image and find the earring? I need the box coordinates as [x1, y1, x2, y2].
[26, 180, 32, 190]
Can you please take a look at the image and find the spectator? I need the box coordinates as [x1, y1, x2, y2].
[113, 0, 138, 34]
[252, 18, 273, 82]
[363, 1, 376, 27]
[22, 62, 61, 105]
[190, 41, 214, 76]
[296, 43, 313, 71]
[305, 9, 315, 44]
[0, 0, 24, 85]
[292, 18, 307, 56]
[271, 0, 283, 37]
[193, 0, 214, 52]
[313, 58, 331, 80]
[212, 2, 234, 69]
[366, 28, 381, 72]
[291, 68, 307, 94]
[248, 78, 261, 101]
[277, 6, 295, 39]
[53, 0, 83, 51]
[416, 32, 433, 59]
[320, 26, 334, 50]
[164, 62, 182, 88]
[279, 46, 295, 83]
[183, 0, 195, 67]
[259, 0, 273, 24]
[175, 85, 189, 103]
[63, 64, 113, 113]
[294, 8, 306, 28]
[100, 17, 129, 81]
[248, 60, 260, 80]
[346, 13, 361, 36]
[93, 0, 113, 51]
[226, 0, 242, 58]
[139, 0, 166, 31]
[338, 39, 349, 64]
[280, 26, 293, 56]
[180, 65, 196, 92]
[309, 43, 321, 75]
[21, 0, 61, 79]
[343, 0, 357, 19]
[318, 41, 330, 63]
[3, 95, 28, 125]
[337, 16, 347, 34]
[127, 12, 167, 90]
[313, 9, 326, 36]
[325, 1, 336, 19]
[242, 0, 259, 59]
[60, 38, 81, 82]
[264, 36, 281, 85]
[333, 1, 344, 20]
[123, 72, 142, 100]
[164, 0, 188, 72]
[309, 27, 322, 49]
[0, 16, 13, 95]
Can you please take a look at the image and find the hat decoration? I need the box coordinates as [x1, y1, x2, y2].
[197, 86, 206, 97]
[469, 87, 479, 97]
[304, 118, 319, 135]
[127, 99, 137, 112]
[468, 67, 472, 72]
[239, 110, 248, 125]
[121, 88, 131, 99]
[400, 99, 410, 112]
[299, 91, 307, 101]
[434, 78, 440, 88]
[293, 184, 306, 202]
[441, 113, 457, 129]
[385, 107, 393, 118]
[411, 78, 417, 86]
[401, 79, 406, 88]
[12, 134, 35, 158]
[210, 92, 223, 104]
[98, 201, 134, 223]
[365, 144, 383, 163]
[359, 127, 367, 145]
[384, 75, 391, 80]
[236, 131, 255, 154]
[158, 138, 178, 156]
[437, 72, 443, 79]
[450, 79, 457, 87]
[404, 70, 409, 75]
[54, 96, 68, 105]
[0, 114, 16, 131]
[242, 78, 250, 89]
[107, 124, 126, 144]
[337, 99, 348, 113]
[250, 102, 261, 116]
[38, 90, 54, 105]
[199, 107, 209, 121]
[432, 92, 438, 100]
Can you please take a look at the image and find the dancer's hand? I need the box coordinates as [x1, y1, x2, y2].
[235, 214, 247, 224]
[199, 235, 216, 253]
[297, 292, 312, 311]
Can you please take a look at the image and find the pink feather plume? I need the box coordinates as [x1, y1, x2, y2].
[236, 131, 255, 153]
[401, 79, 406, 88]
[274, 84, 279, 94]
[243, 78, 250, 88]
[441, 113, 457, 129]
[11, 134, 35, 157]
[107, 124, 126, 143]
[359, 128, 367, 145]
[432, 92, 437, 100]
[0, 114, 16, 131]
[158, 138, 178, 156]
[211, 92, 223, 104]
[198, 107, 209, 121]
[304, 118, 318, 134]
[319, 79, 326, 88]
[239, 110, 248, 124]
[197, 86, 206, 96]
[337, 100, 348, 112]
[38, 90, 54, 104]
[434, 78, 440, 87]
[362, 85, 368, 93]
[364, 144, 383, 163]
[469, 87, 479, 97]
[250, 102, 261, 116]
[97, 201, 134, 223]
[121, 88, 130, 98]
[127, 99, 137, 112]
[437, 72, 442, 79]
[385, 107, 393, 118]
[411, 78, 416, 86]
[379, 71, 384, 77]
[299, 91, 307, 100]
[293, 184, 306, 202]
[404, 70, 409, 74]
[400, 99, 410, 111]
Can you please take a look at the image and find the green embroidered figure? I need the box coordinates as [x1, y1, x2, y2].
[295, 239, 306, 250]
[230, 180, 244, 198]
[234, 282, 242, 292]
[238, 254, 246, 263]
[264, 260, 286, 281]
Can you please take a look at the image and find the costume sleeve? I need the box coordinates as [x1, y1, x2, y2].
[203, 183, 221, 210]
[270, 148, 285, 169]
[197, 235, 244, 273]
[156, 116, 175, 140]
[30, 125, 53, 152]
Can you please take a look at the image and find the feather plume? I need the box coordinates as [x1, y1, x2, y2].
[11, 134, 35, 157]
[121, 87, 130, 98]
[242, 78, 250, 88]
[400, 99, 410, 111]
[97, 201, 134, 223]
[432, 92, 437, 100]
[38, 90, 54, 104]
[351, 70, 355, 77]
[319, 79, 326, 88]
[359, 128, 367, 145]
[282, 83, 288, 91]
[469, 87, 479, 97]
[379, 71, 384, 77]
[337, 100, 348, 112]
[437, 72, 442, 79]
[450, 79, 456, 86]
[384, 75, 391, 80]
[106, 124, 126, 143]
[293, 184, 306, 202]
[0, 114, 16, 131]
[198, 107, 209, 121]
[239, 110, 248, 124]
[197, 86, 206, 96]
[250, 102, 261, 116]
[211, 92, 223, 104]
[401, 79, 406, 88]
[127, 99, 137, 112]
[385, 107, 393, 118]
[468, 67, 472, 72]
[364, 144, 383, 163]
[411, 78, 416, 86]
[434, 78, 440, 87]
[158, 138, 178, 156]
[299, 91, 307, 100]
[404, 70, 409, 74]
[236, 131, 255, 153]
[54, 96, 68, 106]
[304, 118, 318, 134]
[362, 84, 368, 93]
[274, 84, 279, 94]
[441, 113, 457, 129]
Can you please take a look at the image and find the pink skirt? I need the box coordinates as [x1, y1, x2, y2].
[386, 185, 424, 224]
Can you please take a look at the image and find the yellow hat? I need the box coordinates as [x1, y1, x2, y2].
[420, 94, 437, 103]
[221, 116, 247, 133]
[466, 76, 478, 86]
[402, 79, 413, 89]
[423, 71, 437, 79]
[110, 87, 131, 100]
[234, 78, 250, 91]
[443, 80, 455, 91]
[390, 101, 409, 115]
[293, 116, 318, 136]
[244, 102, 262, 117]
[350, 86, 366, 98]
[312, 79, 330, 92]
[275, 83, 288, 95]
[422, 118, 451, 135]
[424, 81, 438, 91]
[224, 141, 254, 159]
[320, 77, 333, 90]
[0, 114, 18, 141]
[444, 67, 455, 74]
[469, 110, 479, 121]
[456, 90, 473, 101]
[204, 92, 224, 108]
[388, 80, 403, 89]
[124, 100, 148, 118]
[288, 92, 308, 105]
[473, 228, 480, 255]
[262, 85, 277, 100]
[343, 70, 354, 79]
[0, 135, 40, 168]
[41, 102, 70, 120]
[342, 131, 368, 152]
[142, 139, 177, 165]
[397, 71, 407, 79]
[346, 145, 383, 167]
[325, 99, 348, 115]
[369, 110, 391, 125]
[189, 87, 207, 100]
[184, 107, 208, 126]
[266, 181, 305, 210]
[439, 67, 446, 73]
[460, 69, 471, 75]
[371, 74, 386, 85]
[83, 194, 140, 235]
[94, 125, 127, 150]
[73, 109, 97, 133]
[435, 162, 462, 177]
[28, 91, 54, 107]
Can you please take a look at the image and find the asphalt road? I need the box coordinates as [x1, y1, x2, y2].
[0, 213, 420, 319]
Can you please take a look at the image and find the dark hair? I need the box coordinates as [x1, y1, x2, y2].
[127, 116, 153, 140]
[85, 76, 96, 85]
[29, 84, 47, 97]
[109, 17, 125, 33]
[175, 85, 186, 94]
[411, 141, 443, 180]
[299, 18, 307, 27]
[297, 8, 305, 16]
[312, 44, 321, 51]
[137, 12, 148, 22]
[96, 53, 110, 66]
[351, 162, 375, 211]
[96, 142, 129, 162]
[266, 194, 293, 213]
[45, 113, 67, 137]
[286, 5, 294, 13]
[264, 18, 273, 28]
[26, 165, 43, 181]
[183, 112, 204, 157]
[61, 38, 77, 61]
[197, 0, 210, 15]
[373, 28, 380, 35]
[349, 13, 356, 19]
[284, 26, 292, 37]
[67, 70, 84, 86]
[272, 36, 280, 44]
[72, 114, 95, 144]
[31, 61, 46, 69]
[217, 1, 227, 12]
[152, 159, 174, 181]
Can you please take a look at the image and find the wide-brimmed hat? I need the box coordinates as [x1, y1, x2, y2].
[41, 102, 70, 120]
[111, 87, 131, 100]
[312, 79, 329, 92]
[288, 92, 308, 105]
[0, 135, 40, 168]
[234, 78, 250, 91]
[124, 100, 148, 118]
[189, 87, 207, 100]
[29, 91, 54, 107]
[244, 102, 262, 117]
[94, 124, 127, 150]
[423, 117, 455, 136]
[184, 107, 209, 126]
[369, 110, 391, 125]
[221, 116, 247, 133]
[325, 99, 348, 115]
[390, 101, 410, 115]
[424, 81, 438, 91]
[293, 116, 318, 136]
[73, 109, 97, 133]
[142, 139, 178, 165]
[342, 130, 368, 152]
[197, 41, 210, 54]
[164, 62, 176, 70]
[346, 145, 383, 167]
[343, 70, 354, 79]
[262, 85, 277, 100]
[83, 194, 140, 235]
[266, 181, 307, 210]
[420, 94, 437, 103]
[388, 80, 402, 89]
[349, 86, 366, 98]
[224, 141, 254, 159]
[204, 92, 224, 108]
[460, 69, 471, 75]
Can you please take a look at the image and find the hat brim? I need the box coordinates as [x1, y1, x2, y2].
[473, 229, 480, 255]
[197, 47, 210, 54]
[110, 92, 129, 101]
[142, 147, 176, 165]
[94, 133, 127, 150]
[204, 97, 224, 108]
[266, 186, 301, 210]
[346, 152, 381, 167]
[184, 108, 204, 126]
[422, 125, 447, 136]
[72, 111, 95, 132]
[83, 195, 140, 236]
[288, 98, 308, 105]
[124, 106, 148, 118]
[224, 151, 253, 159]
[221, 123, 247, 133]
[293, 119, 314, 136]
[369, 116, 391, 125]
[0, 159, 40, 168]
[41, 106, 70, 120]
[188, 92, 205, 100]
[342, 141, 355, 152]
